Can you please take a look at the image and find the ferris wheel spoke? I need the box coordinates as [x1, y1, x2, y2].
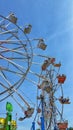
[0, 78, 32, 110]
[0, 65, 28, 90]
[0, 25, 26, 48]
[29, 70, 49, 81]
[0, 94, 11, 102]
[1, 75, 25, 94]
[54, 83, 63, 93]
[19, 88, 36, 107]
[14, 88, 30, 108]
[0, 46, 29, 58]
[25, 77, 38, 86]
[0, 82, 10, 95]
[5, 22, 12, 28]
[0, 81, 16, 95]
[0, 66, 23, 77]
[0, 79, 30, 109]
[11, 95, 25, 111]
[0, 74, 28, 102]
[46, 115, 52, 130]
[0, 28, 18, 35]
[0, 70, 12, 87]
[0, 13, 13, 24]
[0, 70, 18, 94]
[55, 105, 64, 121]
[0, 57, 29, 60]
[31, 61, 41, 66]
[0, 54, 27, 73]
[33, 54, 50, 59]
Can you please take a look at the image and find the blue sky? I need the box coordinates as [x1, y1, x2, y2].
[0, 0, 73, 129]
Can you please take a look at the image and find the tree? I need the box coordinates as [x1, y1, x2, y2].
[68, 127, 73, 130]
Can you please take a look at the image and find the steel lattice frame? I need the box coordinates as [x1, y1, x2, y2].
[36, 60, 67, 130]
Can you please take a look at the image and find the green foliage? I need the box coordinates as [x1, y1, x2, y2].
[68, 127, 73, 130]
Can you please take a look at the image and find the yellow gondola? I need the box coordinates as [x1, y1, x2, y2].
[0, 118, 5, 130]
[11, 120, 17, 130]
[0, 118, 17, 130]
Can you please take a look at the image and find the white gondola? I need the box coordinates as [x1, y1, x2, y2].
[9, 13, 17, 24]
[24, 24, 32, 34]
[38, 80, 49, 89]
[37, 39, 47, 50]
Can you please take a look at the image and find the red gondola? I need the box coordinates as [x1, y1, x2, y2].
[50, 58, 55, 64]
[57, 74, 66, 84]
[57, 122, 68, 129]
[42, 58, 55, 70]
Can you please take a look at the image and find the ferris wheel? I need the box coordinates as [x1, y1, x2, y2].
[35, 58, 71, 130]
[0, 13, 70, 130]
[0, 13, 47, 120]
[0, 13, 33, 102]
